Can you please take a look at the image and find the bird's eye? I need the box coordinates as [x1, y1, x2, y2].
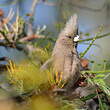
[65, 36, 73, 39]
[68, 36, 72, 39]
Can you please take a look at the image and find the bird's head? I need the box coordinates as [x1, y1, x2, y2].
[60, 14, 80, 47]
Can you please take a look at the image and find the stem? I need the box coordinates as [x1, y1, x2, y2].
[80, 36, 97, 58]
[82, 70, 110, 74]
[96, 89, 104, 110]
[0, 30, 11, 43]
[80, 29, 104, 58]
[79, 32, 110, 42]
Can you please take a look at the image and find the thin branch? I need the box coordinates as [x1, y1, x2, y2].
[82, 70, 110, 74]
[80, 30, 102, 58]
[0, 30, 11, 43]
[19, 34, 45, 42]
[79, 32, 110, 42]
[31, 0, 39, 15]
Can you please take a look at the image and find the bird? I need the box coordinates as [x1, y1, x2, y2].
[52, 14, 81, 90]
[41, 14, 81, 90]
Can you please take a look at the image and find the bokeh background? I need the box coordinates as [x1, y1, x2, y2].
[0, 1, 110, 110]
[0, 0, 110, 63]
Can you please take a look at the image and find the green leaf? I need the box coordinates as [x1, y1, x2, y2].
[80, 93, 97, 102]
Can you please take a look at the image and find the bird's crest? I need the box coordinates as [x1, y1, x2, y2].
[61, 14, 78, 37]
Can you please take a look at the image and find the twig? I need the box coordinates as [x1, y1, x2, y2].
[82, 70, 110, 74]
[7, 8, 15, 21]
[80, 27, 104, 58]
[96, 89, 104, 110]
[19, 34, 45, 42]
[80, 35, 97, 58]
[31, 0, 39, 15]
[0, 30, 11, 43]
[79, 32, 110, 42]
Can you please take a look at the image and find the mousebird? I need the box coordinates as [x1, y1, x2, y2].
[41, 14, 81, 90]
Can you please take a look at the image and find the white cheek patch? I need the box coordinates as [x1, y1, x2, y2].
[74, 35, 80, 42]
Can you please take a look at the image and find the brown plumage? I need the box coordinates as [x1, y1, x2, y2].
[52, 14, 81, 89]
[41, 14, 81, 90]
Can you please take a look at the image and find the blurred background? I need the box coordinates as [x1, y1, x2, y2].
[0, 0, 110, 62]
[0, 1, 110, 110]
